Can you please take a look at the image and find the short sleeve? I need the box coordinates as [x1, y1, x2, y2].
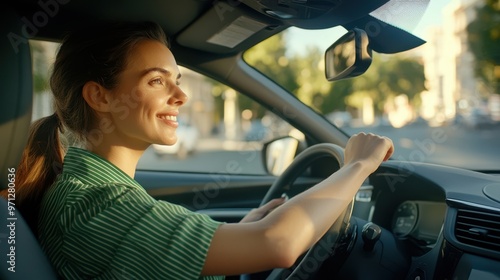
[61, 184, 223, 280]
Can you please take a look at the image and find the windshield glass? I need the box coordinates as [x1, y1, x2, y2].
[244, 0, 500, 171]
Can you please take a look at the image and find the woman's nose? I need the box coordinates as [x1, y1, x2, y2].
[169, 86, 188, 106]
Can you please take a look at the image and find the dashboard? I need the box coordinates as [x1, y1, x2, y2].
[351, 160, 500, 279]
[194, 157, 500, 279]
[391, 200, 446, 246]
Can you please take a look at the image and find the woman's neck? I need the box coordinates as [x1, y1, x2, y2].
[85, 137, 148, 178]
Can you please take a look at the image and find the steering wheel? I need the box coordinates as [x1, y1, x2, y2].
[261, 143, 356, 280]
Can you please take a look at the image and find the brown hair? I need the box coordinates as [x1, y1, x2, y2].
[0, 21, 168, 236]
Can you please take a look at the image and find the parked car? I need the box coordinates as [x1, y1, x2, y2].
[456, 108, 495, 129]
[326, 111, 353, 128]
[2, 0, 500, 279]
[244, 120, 270, 141]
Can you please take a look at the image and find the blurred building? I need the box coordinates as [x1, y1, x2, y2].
[422, 0, 483, 124]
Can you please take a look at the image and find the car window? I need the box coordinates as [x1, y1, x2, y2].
[30, 40, 59, 120]
[30, 40, 300, 175]
[244, 1, 500, 172]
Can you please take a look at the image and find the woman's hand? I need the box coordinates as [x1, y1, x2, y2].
[240, 197, 287, 223]
[240, 133, 393, 224]
[344, 132, 394, 173]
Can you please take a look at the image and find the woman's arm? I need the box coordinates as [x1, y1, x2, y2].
[239, 197, 287, 224]
[202, 133, 393, 276]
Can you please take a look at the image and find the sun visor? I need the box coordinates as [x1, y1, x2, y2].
[343, 15, 426, 54]
[343, 0, 429, 53]
[176, 2, 285, 54]
[239, 0, 390, 29]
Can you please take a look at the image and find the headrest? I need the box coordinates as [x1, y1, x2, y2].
[0, 9, 33, 189]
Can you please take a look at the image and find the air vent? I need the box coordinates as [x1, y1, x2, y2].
[455, 209, 500, 252]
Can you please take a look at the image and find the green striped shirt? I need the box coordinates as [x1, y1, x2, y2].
[38, 147, 223, 280]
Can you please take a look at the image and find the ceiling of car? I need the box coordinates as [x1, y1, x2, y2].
[9, 0, 426, 57]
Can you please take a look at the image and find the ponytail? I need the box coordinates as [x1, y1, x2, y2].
[1, 113, 65, 236]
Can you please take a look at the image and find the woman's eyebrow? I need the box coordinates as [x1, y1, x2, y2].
[141, 67, 182, 80]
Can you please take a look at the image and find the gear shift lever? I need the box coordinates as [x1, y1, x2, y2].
[362, 222, 382, 252]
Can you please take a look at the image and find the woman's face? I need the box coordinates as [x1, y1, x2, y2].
[102, 39, 188, 149]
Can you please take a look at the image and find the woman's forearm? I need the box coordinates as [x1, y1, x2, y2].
[259, 160, 371, 262]
[203, 134, 393, 276]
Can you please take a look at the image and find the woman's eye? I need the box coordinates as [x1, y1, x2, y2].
[150, 78, 163, 85]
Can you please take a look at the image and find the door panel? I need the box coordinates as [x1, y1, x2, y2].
[135, 170, 322, 222]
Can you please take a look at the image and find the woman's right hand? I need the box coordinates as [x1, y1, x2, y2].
[344, 132, 394, 173]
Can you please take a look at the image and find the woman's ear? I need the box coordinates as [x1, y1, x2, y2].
[82, 81, 112, 112]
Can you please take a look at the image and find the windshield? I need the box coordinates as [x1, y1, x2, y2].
[244, 0, 500, 171]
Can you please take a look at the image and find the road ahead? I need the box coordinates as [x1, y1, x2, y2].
[137, 124, 500, 174]
[343, 124, 500, 171]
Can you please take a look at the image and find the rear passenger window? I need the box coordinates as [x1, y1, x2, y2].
[30, 40, 59, 121]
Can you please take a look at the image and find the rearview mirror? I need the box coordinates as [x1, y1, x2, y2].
[325, 28, 372, 81]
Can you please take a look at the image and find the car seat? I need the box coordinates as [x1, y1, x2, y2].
[0, 8, 59, 280]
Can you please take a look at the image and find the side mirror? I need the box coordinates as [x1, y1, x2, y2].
[325, 28, 372, 81]
[262, 136, 300, 176]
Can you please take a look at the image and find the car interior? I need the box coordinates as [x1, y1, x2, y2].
[2, 0, 500, 279]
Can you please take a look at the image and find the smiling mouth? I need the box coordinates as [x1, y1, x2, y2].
[157, 115, 177, 121]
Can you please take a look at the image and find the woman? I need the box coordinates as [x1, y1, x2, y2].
[7, 22, 393, 279]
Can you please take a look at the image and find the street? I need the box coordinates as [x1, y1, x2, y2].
[137, 124, 500, 174]
[343, 124, 500, 171]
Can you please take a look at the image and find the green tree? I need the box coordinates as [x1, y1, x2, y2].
[243, 32, 299, 96]
[320, 79, 354, 113]
[292, 46, 331, 112]
[348, 55, 426, 113]
[244, 31, 425, 117]
[245, 33, 353, 115]
[467, 0, 500, 94]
